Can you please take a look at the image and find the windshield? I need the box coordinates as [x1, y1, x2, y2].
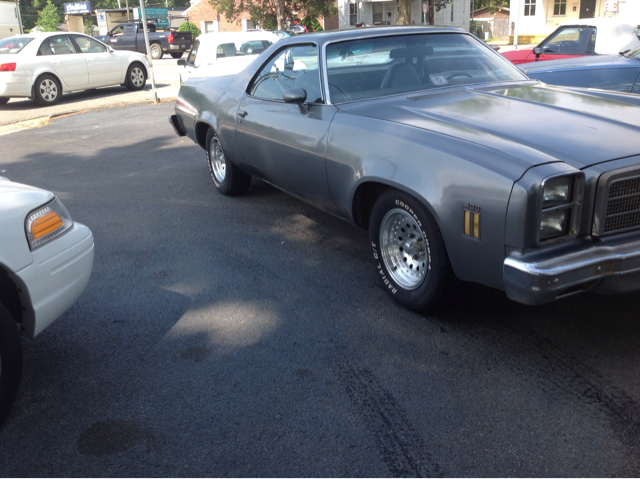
[325, 33, 528, 103]
[0, 36, 34, 54]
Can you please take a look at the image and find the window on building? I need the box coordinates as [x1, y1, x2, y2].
[553, 0, 566, 15]
[524, 0, 536, 16]
[373, 2, 383, 24]
[349, 3, 357, 25]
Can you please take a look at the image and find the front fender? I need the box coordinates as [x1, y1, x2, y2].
[326, 114, 527, 290]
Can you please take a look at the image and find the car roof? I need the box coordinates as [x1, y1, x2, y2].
[274, 25, 466, 47]
[197, 31, 281, 44]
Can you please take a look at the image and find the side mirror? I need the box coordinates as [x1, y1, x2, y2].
[177, 58, 187, 66]
[533, 46, 542, 55]
[283, 88, 308, 113]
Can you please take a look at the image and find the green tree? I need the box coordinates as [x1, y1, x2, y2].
[36, 0, 60, 31]
[473, 0, 509, 14]
[178, 20, 201, 39]
[209, 0, 336, 32]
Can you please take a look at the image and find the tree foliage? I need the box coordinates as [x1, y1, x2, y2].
[208, 0, 336, 30]
[473, 0, 509, 13]
[178, 20, 201, 38]
[36, 0, 60, 31]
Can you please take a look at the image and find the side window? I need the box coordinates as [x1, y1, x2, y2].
[111, 26, 124, 36]
[73, 36, 107, 53]
[37, 35, 77, 55]
[186, 40, 199, 65]
[217, 43, 238, 58]
[542, 27, 595, 54]
[249, 45, 322, 103]
[124, 25, 135, 35]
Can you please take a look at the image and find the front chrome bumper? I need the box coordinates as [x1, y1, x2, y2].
[504, 231, 640, 305]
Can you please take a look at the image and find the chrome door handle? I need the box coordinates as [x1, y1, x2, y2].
[238, 110, 247, 118]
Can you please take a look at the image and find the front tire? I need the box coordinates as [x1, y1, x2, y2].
[206, 129, 251, 196]
[369, 190, 455, 311]
[170, 52, 183, 59]
[124, 62, 146, 91]
[0, 303, 22, 429]
[149, 43, 163, 60]
[34, 74, 62, 106]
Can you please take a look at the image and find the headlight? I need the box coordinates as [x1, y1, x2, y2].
[539, 209, 569, 240]
[25, 198, 74, 250]
[537, 174, 582, 243]
[542, 176, 573, 207]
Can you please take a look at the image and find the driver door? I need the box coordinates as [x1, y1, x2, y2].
[535, 26, 596, 61]
[234, 44, 339, 212]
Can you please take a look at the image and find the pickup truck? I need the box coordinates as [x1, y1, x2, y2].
[95, 22, 193, 60]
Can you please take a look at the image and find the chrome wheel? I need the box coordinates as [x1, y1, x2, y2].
[209, 137, 226, 183]
[130, 67, 144, 87]
[39, 79, 58, 102]
[380, 208, 428, 290]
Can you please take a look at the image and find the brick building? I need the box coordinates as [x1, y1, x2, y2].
[183, 0, 254, 33]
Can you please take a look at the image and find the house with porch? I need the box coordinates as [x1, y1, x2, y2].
[337, 0, 470, 31]
[509, 0, 640, 44]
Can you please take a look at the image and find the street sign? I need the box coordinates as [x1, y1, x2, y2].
[64, 1, 91, 15]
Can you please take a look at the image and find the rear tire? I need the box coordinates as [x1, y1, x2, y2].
[0, 97, 9, 105]
[368, 189, 455, 312]
[170, 52, 183, 59]
[124, 62, 146, 91]
[149, 43, 163, 60]
[206, 129, 251, 196]
[0, 303, 22, 429]
[34, 74, 62, 106]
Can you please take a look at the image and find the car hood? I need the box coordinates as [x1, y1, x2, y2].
[337, 82, 640, 170]
[520, 54, 637, 72]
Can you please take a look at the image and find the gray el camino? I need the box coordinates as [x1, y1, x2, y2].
[170, 26, 640, 310]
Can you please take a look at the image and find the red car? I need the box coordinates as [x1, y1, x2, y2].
[503, 18, 640, 65]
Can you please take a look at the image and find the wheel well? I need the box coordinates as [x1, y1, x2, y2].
[195, 122, 212, 150]
[352, 182, 390, 230]
[32, 72, 62, 96]
[0, 267, 22, 324]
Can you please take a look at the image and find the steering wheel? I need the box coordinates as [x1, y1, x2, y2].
[446, 72, 473, 81]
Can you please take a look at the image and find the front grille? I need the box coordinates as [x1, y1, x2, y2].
[593, 166, 640, 236]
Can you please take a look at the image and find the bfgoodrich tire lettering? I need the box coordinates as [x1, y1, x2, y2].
[369, 189, 455, 311]
[0, 303, 22, 429]
[205, 129, 251, 196]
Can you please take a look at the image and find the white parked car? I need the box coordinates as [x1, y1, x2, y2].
[177, 31, 281, 84]
[0, 32, 149, 106]
[0, 177, 94, 427]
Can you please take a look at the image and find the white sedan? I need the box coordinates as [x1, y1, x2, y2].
[0, 177, 94, 427]
[0, 32, 149, 106]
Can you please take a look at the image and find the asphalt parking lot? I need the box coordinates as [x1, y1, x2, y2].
[2, 91, 640, 476]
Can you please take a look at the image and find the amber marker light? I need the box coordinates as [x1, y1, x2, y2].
[25, 198, 74, 250]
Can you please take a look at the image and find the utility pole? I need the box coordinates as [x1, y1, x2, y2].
[139, 1, 158, 103]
